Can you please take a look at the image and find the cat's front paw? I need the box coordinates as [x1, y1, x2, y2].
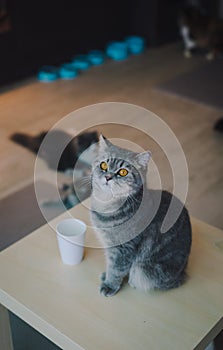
[100, 282, 120, 297]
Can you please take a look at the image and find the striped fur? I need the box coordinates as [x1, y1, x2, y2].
[91, 136, 192, 296]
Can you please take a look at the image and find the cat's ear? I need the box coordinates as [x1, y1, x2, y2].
[134, 151, 151, 168]
[98, 134, 110, 151]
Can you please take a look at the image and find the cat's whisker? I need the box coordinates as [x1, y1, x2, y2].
[76, 175, 91, 184]
[77, 180, 91, 188]
[75, 182, 91, 193]
[75, 176, 92, 189]
[127, 193, 141, 209]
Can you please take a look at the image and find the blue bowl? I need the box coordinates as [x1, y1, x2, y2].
[125, 36, 145, 54]
[71, 55, 91, 70]
[106, 42, 129, 61]
[59, 63, 78, 79]
[37, 66, 59, 82]
[88, 50, 105, 65]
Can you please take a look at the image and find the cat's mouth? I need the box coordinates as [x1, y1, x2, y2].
[92, 177, 130, 203]
[92, 181, 128, 211]
[92, 181, 114, 201]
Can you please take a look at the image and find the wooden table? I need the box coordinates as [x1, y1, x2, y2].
[0, 199, 223, 350]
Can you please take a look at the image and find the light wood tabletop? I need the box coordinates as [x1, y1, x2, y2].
[0, 199, 223, 350]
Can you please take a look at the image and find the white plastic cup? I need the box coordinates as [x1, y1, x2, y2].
[56, 218, 86, 265]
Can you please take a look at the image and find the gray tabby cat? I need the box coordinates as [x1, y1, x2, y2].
[90, 136, 192, 297]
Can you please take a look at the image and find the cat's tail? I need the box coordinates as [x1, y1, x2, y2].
[10, 132, 47, 154]
[128, 263, 188, 292]
[128, 264, 155, 291]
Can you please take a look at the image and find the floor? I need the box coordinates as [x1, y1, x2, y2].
[0, 43, 222, 229]
[0, 42, 223, 349]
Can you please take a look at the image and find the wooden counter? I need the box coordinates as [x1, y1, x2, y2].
[0, 200, 223, 350]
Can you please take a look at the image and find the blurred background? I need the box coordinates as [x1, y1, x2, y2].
[0, 0, 221, 86]
[0, 1, 223, 349]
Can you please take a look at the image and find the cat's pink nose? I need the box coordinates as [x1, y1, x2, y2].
[105, 174, 113, 182]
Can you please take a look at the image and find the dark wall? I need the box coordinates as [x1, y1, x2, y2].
[0, 0, 181, 86]
[9, 1, 132, 59]
[1, 0, 133, 85]
[131, 0, 181, 46]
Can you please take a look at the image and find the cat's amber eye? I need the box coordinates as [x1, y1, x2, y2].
[100, 161, 108, 171]
[118, 168, 128, 177]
